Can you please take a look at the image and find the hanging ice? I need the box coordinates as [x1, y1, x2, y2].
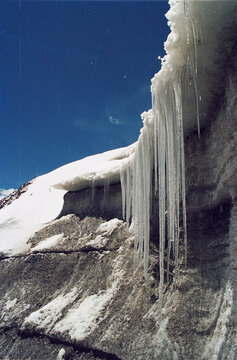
[120, 0, 236, 297]
[121, 111, 153, 278]
[120, 0, 190, 296]
[1, 0, 236, 294]
[120, 74, 187, 297]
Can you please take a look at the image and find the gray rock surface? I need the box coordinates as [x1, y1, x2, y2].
[59, 183, 122, 221]
[0, 205, 235, 360]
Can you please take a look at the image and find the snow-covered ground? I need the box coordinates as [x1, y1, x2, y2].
[0, 144, 135, 256]
[31, 233, 65, 253]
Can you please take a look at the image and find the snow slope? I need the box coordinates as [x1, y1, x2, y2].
[0, 144, 135, 256]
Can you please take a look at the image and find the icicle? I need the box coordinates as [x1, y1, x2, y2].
[190, 18, 198, 77]
[185, 54, 191, 97]
[120, 112, 153, 279]
[153, 93, 159, 194]
[91, 179, 95, 202]
[185, 6, 201, 137]
[136, 126, 152, 277]
[158, 97, 166, 300]
[190, 15, 200, 137]
[120, 162, 133, 224]
[126, 163, 133, 224]
[186, 57, 200, 138]
[120, 68, 188, 296]
[172, 72, 186, 279]
[119, 0, 196, 295]
[120, 167, 127, 221]
[120, 76, 188, 295]
[184, 0, 190, 46]
[103, 177, 110, 201]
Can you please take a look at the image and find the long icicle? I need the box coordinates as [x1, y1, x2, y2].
[120, 0, 193, 294]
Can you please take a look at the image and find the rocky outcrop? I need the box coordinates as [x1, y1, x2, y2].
[59, 183, 122, 221]
[0, 182, 31, 210]
[0, 215, 153, 360]
[0, 203, 235, 360]
[185, 49, 237, 211]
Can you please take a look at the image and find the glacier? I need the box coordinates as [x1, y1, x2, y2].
[0, 144, 135, 255]
[0, 1, 237, 359]
[121, 0, 237, 294]
[0, 0, 237, 293]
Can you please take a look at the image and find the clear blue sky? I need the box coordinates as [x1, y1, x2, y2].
[0, 0, 169, 191]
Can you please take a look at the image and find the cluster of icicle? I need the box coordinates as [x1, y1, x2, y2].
[120, 0, 200, 298]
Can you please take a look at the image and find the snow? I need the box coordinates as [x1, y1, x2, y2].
[0, 182, 65, 256]
[22, 287, 79, 332]
[84, 219, 122, 248]
[86, 234, 108, 249]
[57, 348, 66, 360]
[0, 188, 16, 200]
[31, 233, 65, 252]
[22, 239, 127, 339]
[0, 293, 30, 327]
[96, 218, 122, 236]
[53, 245, 126, 341]
[4, 298, 17, 311]
[54, 290, 114, 341]
[0, 144, 135, 256]
[201, 283, 233, 360]
[52, 142, 136, 191]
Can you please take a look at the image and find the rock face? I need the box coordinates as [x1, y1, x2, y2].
[1, 34, 237, 360]
[185, 50, 237, 211]
[0, 182, 31, 210]
[59, 183, 123, 221]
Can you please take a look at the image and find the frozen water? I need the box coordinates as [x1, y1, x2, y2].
[120, 0, 237, 293]
[1, 0, 236, 295]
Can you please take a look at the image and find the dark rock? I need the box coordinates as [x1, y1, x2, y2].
[59, 183, 123, 221]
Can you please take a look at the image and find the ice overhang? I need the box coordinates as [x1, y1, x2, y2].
[151, 0, 237, 136]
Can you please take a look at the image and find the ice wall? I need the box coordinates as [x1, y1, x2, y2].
[2, 0, 236, 289]
[120, 0, 237, 295]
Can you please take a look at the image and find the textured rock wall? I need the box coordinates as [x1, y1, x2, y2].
[185, 50, 237, 210]
[59, 183, 122, 221]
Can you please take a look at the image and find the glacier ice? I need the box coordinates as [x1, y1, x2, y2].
[120, 0, 237, 296]
[0, 0, 236, 296]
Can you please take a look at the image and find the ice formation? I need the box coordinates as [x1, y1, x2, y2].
[0, 144, 135, 255]
[120, 0, 237, 295]
[0, 0, 236, 296]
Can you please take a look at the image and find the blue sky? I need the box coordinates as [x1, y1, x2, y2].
[0, 0, 169, 191]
